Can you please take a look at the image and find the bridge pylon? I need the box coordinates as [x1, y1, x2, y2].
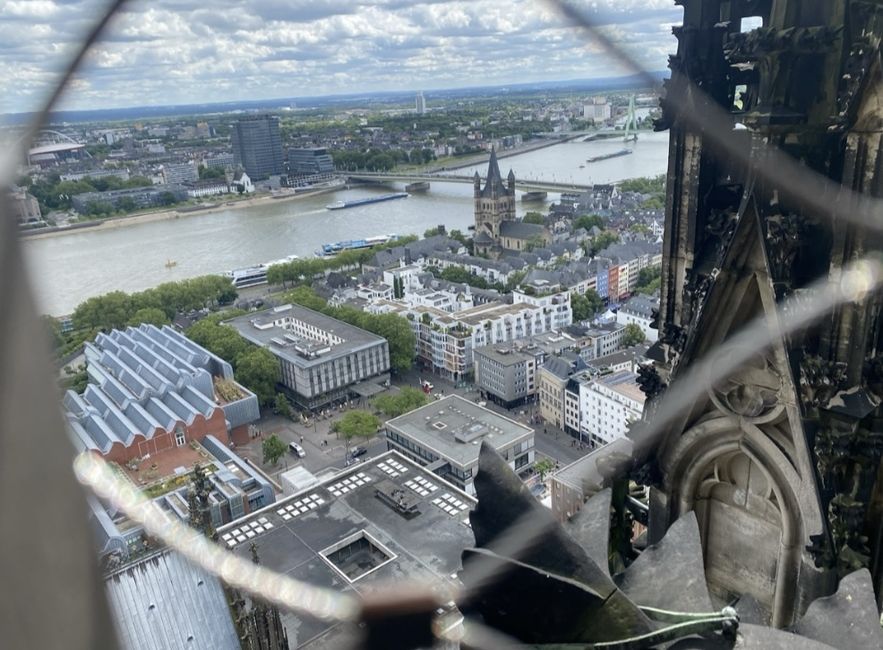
[622, 94, 638, 143]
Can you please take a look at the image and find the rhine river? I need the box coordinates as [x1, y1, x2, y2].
[23, 132, 669, 316]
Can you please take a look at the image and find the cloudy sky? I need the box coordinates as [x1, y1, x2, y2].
[0, 0, 681, 113]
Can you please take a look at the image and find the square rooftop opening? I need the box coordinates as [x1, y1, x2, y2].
[319, 530, 396, 583]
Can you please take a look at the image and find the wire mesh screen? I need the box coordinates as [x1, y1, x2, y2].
[2, 1, 882, 649]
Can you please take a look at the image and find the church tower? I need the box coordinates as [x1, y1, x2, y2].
[640, 0, 883, 626]
[473, 148, 516, 256]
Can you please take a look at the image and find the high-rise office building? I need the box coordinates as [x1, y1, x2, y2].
[230, 115, 283, 180]
[288, 147, 335, 175]
[415, 91, 426, 114]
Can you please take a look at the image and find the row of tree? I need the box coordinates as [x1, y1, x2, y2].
[424, 265, 526, 294]
[71, 275, 238, 332]
[329, 147, 435, 172]
[21, 173, 153, 214]
[265, 235, 419, 288]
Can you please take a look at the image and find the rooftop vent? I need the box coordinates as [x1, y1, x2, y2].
[374, 479, 421, 518]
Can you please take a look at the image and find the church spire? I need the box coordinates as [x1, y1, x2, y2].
[480, 147, 508, 198]
[487, 147, 502, 185]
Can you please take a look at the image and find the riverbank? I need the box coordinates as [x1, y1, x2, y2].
[20, 184, 340, 241]
[421, 133, 588, 173]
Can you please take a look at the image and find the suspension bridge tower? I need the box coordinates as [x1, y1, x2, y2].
[622, 94, 638, 143]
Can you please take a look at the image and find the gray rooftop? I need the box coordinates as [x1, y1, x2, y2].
[386, 395, 533, 467]
[105, 550, 239, 650]
[499, 220, 546, 240]
[474, 344, 535, 366]
[63, 324, 258, 455]
[226, 304, 386, 368]
[586, 344, 651, 371]
[216, 451, 475, 648]
[619, 293, 659, 319]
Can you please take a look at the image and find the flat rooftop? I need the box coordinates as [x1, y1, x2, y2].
[386, 395, 534, 467]
[455, 301, 535, 326]
[217, 451, 475, 648]
[226, 304, 386, 367]
[474, 344, 535, 366]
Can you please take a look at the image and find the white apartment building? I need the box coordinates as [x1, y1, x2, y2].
[410, 291, 573, 380]
[616, 294, 659, 343]
[579, 370, 645, 447]
[511, 290, 573, 331]
[404, 288, 472, 313]
[382, 264, 424, 294]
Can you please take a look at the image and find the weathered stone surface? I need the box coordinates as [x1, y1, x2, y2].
[732, 593, 768, 626]
[460, 548, 650, 645]
[792, 569, 883, 649]
[565, 488, 611, 576]
[464, 443, 653, 640]
[469, 443, 621, 600]
[615, 511, 714, 614]
[667, 625, 839, 649]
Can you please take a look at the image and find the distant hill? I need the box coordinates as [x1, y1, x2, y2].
[1, 72, 667, 126]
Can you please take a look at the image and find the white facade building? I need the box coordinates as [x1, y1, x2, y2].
[579, 370, 645, 447]
[408, 290, 573, 380]
[616, 294, 660, 343]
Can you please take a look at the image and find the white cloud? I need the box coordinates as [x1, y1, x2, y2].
[0, 0, 681, 113]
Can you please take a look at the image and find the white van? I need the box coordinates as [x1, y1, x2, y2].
[289, 442, 306, 458]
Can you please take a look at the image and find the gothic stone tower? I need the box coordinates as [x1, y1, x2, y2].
[473, 148, 516, 256]
[642, 0, 883, 626]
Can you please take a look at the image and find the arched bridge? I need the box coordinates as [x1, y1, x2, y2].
[346, 172, 591, 193]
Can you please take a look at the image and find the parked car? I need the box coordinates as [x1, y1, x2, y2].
[289, 442, 306, 458]
[350, 446, 368, 458]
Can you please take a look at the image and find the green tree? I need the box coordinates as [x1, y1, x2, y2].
[635, 266, 661, 293]
[157, 191, 178, 206]
[199, 165, 226, 180]
[534, 457, 556, 481]
[524, 234, 546, 252]
[523, 211, 545, 225]
[373, 387, 428, 417]
[583, 289, 604, 316]
[116, 196, 138, 213]
[572, 292, 603, 322]
[186, 318, 251, 363]
[282, 285, 328, 311]
[437, 265, 490, 289]
[333, 410, 380, 442]
[235, 348, 280, 406]
[573, 214, 604, 232]
[61, 363, 89, 394]
[621, 323, 646, 348]
[127, 307, 170, 327]
[618, 175, 665, 194]
[589, 231, 620, 257]
[369, 313, 417, 374]
[274, 393, 293, 419]
[262, 434, 287, 466]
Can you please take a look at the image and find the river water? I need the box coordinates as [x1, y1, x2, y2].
[23, 132, 670, 315]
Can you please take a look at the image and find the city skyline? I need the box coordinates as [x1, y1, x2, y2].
[0, 0, 681, 114]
